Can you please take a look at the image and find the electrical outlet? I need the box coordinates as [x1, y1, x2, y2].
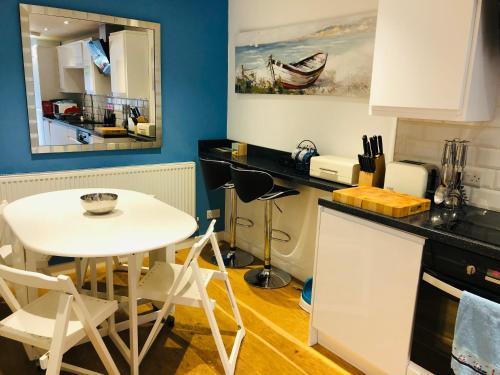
[206, 209, 220, 219]
[463, 170, 481, 187]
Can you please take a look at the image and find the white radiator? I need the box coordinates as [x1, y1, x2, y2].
[0, 162, 196, 216]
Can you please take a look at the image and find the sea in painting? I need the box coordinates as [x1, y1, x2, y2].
[235, 11, 377, 97]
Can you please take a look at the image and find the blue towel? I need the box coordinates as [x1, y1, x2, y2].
[451, 291, 500, 375]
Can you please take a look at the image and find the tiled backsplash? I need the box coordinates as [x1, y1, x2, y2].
[82, 94, 149, 125]
[394, 93, 500, 211]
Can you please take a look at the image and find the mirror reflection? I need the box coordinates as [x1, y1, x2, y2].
[26, 8, 158, 149]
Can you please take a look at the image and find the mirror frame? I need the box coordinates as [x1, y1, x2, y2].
[19, 3, 162, 154]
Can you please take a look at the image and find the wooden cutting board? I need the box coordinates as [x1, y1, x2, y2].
[95, 127, 128, 136]
[332, 186, 431, 218]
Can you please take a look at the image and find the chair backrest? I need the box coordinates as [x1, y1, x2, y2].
[0, 201, 8, 245]
[166, 220, 217, 297]
[200, 158, 232, 190]
[230, 166, 274, 203]
[0, 263, 74, 294]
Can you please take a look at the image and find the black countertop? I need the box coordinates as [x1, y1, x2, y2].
[200, 139, 500, 261]
[199, 139, 349, 192]
[319, 199, 500, 261]
[44, 116, 155, 142]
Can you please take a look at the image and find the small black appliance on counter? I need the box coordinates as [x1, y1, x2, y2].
[290, 140, 319, 174]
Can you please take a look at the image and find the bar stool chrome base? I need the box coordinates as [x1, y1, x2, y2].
[244, 267, 291, 289]
[211, 247, 255, 268]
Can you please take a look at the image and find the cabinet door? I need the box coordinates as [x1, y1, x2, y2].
[370, 0, 476, 112]
[311, 208, 424, 375]
[41, 119, 50, 145]
[109, 34, 127, 97]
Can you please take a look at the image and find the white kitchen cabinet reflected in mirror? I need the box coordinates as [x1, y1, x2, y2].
[20, 4, 162, 153]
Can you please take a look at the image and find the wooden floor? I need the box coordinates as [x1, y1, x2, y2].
[0, 247, 363, 374]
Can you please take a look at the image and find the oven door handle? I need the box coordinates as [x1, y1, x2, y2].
[422, 272, 463, 299]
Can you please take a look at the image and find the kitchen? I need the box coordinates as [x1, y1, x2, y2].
[0, 0, 499, 374]
[31, 12, 158, 149]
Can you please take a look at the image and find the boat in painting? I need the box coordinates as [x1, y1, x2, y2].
[268, 52, 328, 89]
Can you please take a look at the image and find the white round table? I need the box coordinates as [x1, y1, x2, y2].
[3, 188, 198, 375]
[4, 188, 197, 258]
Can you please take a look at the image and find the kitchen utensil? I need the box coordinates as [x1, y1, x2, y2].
[370, 136, 379, 156]
[435, 139, 469, 208]
[333, 186, 431, 218]
[80, 193, 118, 214]
[434, 185, 447, 205]
[362, 135, 370, 156]
[377, 135, 384, 155]
[95, 127, 128, 137]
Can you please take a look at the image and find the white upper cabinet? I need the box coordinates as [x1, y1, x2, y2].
[57, 39, 111, 95]
[369, 0, 498, 122]
[109, 30, 151, 99]
[81, 39, 111, 96]
[57, 41, 85, 93]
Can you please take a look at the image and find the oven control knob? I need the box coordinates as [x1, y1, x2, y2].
[466, 265, 476, 275]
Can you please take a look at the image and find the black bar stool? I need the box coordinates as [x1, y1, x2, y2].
[230, 165, 299, 289]
[199, 158, 254, 268]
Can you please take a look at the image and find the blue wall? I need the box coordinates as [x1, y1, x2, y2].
[0, 0, 228, 233]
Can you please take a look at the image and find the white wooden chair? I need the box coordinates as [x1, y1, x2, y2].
[0, 201, 13, 266]
[0, 264, 120, 375]
[0, 200, 50, 272]
[137, 219, 245, 375]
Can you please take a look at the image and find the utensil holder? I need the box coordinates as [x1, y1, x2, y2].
[358, 155, 386, 188]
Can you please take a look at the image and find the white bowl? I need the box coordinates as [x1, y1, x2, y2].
[80, 193, 118, 215]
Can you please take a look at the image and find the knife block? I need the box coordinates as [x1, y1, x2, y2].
[358, 155, 386, 188]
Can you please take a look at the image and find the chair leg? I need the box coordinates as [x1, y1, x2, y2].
[46, 294, 72, 375]
[71, 304, 120, 375]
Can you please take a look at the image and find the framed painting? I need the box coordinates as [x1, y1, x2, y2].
[235, 11, 377, 97]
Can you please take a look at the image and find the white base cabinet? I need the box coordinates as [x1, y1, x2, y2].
[369, 0, 498, 122]
[309, 207, 424, 375]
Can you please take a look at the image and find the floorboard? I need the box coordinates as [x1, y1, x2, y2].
[0, 247, 363, 374]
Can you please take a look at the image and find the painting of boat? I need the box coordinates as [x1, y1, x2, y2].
[268, 52, 327, 89]
[235, 11, 377, 96]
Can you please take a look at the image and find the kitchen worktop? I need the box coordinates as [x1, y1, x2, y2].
[319, 198, 500, 261]
[44, 116, 154, 142]
[199, 139, 349, 192]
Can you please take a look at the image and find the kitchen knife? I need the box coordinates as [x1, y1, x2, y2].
[370, 136, 378, 157]
[377, 135, 383, 155]
[362, 135, 369, 156]
[358, 154, 364, 172]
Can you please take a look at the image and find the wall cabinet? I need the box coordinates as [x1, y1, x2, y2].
[369, 0, 498, 122]
[109, 30, 150, 99]
[57, 39, 110, 95]
[57, 41, 85, 93]
[310, 207, 424, 375]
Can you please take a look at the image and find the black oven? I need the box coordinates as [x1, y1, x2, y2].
[410, 240, 500, 374]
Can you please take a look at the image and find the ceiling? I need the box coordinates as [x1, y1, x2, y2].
[30, 13, 102, 40]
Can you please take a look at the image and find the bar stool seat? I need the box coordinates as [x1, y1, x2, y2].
[200, 158, 255, 268]
[230, 166, 299, 289]
[260, 185, 300, 200]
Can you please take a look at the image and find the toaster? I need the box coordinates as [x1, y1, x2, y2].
[309, 155, 360, 185]
[136, 123, 155, 137]
[384, 161, 439, 198]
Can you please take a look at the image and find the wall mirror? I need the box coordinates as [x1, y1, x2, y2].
[19, 4, 162, 154]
